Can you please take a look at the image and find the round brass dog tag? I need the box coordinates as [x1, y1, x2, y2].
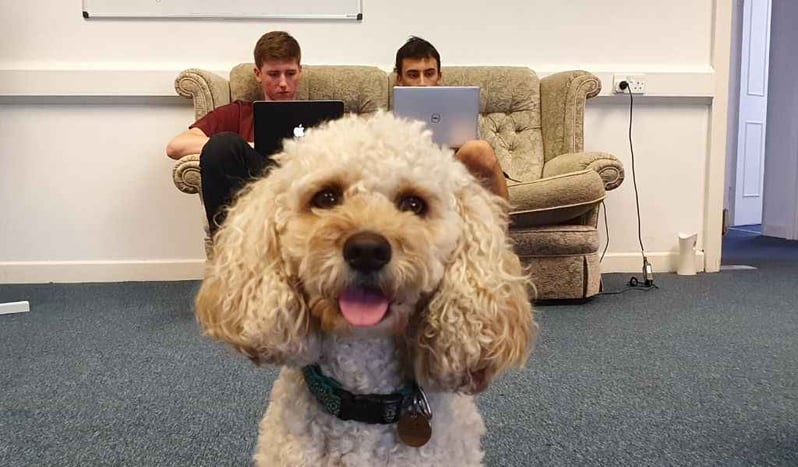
[397, 414, 431, 447]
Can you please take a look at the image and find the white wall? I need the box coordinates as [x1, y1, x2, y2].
[0, 0, 728, 283]
[762, 0, 798, 240]
[3, 1, 712, 69]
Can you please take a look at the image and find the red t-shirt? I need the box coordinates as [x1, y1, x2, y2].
[190, 100, 254, 142]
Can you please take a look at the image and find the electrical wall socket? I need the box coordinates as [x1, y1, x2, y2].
[613, 74, 646, 94]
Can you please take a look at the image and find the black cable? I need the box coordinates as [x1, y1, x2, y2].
[600, 284, 658, 295]
[599, 82, 657, 295]
[600, 201, 609, 262]
[625, 87, 647, 255]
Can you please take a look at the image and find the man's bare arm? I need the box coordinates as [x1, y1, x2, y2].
[166, 128, 209, 160]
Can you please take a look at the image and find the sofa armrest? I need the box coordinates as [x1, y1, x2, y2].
[509, 170, 605, 227]
[543, 152, 625, 191]
[540, 71, 601, 161]
[174, 69, 231, 121]
[172, 154, 201, 194]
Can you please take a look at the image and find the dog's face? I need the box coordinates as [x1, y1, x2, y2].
[278, 139, 461, 338]
[196, 112, 535, 392]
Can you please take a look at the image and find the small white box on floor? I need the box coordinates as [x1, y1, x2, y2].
[677, 233, 698, 275]
[0, 301, 30, 315]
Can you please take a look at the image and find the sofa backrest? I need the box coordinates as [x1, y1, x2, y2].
[436, 66, 544, 182]
[389, 67, 544, 181]
[226, 64, 544, 181]
[229, 63, 389, 115]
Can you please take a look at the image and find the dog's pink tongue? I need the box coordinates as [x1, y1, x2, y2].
[339, 288, 389, 327]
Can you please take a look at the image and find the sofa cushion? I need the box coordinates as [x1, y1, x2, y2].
[509, 170, 605, 227]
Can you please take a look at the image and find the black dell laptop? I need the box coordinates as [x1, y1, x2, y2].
[253, 100, 345, 156]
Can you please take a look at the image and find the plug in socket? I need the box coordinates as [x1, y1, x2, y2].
[614, 74, 646, 94]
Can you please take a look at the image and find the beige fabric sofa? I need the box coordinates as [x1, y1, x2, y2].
[172, 64, 624, 300]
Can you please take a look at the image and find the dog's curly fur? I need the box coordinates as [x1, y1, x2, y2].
[196, 112, 538, 466]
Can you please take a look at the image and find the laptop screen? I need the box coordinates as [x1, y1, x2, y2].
[392, 86, 480, 148]
[253, 100, 345, 156]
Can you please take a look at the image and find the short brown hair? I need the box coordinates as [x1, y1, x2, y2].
[254, 31, 301, 68]
[394, 36, 441, 75]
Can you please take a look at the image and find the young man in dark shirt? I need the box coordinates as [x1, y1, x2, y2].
[166, 31, 302, 233]
[394, 36, 508, 199]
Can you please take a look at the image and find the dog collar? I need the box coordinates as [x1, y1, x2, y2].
[302, 364, 423, 425]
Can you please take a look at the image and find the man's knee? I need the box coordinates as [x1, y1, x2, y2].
[460, 139, 494, 154]
[457, 140, 498, 170]
[200, 132, 248, 171]
[456, 140, 508, 199]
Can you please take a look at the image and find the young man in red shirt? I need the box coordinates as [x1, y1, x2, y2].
[166, 31, 302, 233]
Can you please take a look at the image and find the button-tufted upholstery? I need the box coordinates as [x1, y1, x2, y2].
[439, 67, 545, 183]
[172, 65, 624, 299]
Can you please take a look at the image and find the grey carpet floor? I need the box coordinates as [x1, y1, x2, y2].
[1, 266, 797, 466]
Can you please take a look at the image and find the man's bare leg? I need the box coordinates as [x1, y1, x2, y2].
[454, 140, 509, 199]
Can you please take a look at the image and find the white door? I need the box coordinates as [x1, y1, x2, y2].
[734, 0, 772, 226]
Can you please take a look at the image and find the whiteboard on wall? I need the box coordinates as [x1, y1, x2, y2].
[82, 0, 363, 20]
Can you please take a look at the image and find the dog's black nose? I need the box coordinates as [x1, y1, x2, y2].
[343, 232, 392, 273]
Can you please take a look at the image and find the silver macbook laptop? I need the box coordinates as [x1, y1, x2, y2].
[392, 86, 480, 148]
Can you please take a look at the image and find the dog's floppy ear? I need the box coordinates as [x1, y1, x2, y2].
[414, 183, 537, 393]
[195, 174, 319, 367]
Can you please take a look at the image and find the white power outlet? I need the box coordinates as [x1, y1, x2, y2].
[613, 74, 646, 94]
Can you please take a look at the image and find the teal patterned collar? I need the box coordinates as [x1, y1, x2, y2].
[301, 364, 417, 425]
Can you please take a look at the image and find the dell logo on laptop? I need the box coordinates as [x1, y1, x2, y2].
[430, 113, 441, 124]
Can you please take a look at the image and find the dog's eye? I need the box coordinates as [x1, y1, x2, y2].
[311, 187, 343, 209]
[397, 195, 427, 216]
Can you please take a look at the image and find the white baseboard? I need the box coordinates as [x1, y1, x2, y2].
[600, 251, 706, 274]
[0, 260, 205, 284]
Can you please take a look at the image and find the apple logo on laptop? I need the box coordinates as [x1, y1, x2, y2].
[293, 124, 305, 138]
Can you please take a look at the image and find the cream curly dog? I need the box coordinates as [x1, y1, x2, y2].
[196, 111, 537, 466]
